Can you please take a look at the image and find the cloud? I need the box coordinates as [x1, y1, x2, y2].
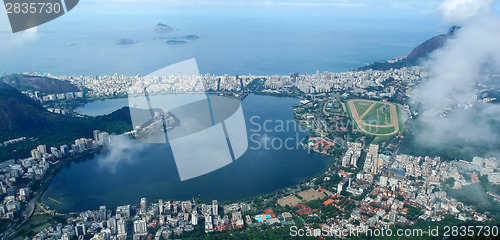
[0, 26, 38, 54]
[437, 0, 494, 25]
[0, 5, 39, 52]
[96, 135, 146, 173]
[412, 0, 500, 153]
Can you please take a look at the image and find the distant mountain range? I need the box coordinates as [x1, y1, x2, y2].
[360, 26, 460, 71]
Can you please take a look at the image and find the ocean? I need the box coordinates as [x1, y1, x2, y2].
[0, 11, 441, 77]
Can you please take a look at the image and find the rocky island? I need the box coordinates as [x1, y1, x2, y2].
[166, 39, 187, 44]
[155, 23, 173, 32]
[171, 35, 200, 40]
[115, 39, 135, 45]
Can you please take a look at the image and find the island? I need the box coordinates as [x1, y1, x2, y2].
[166, 39, 187, 45]
[155, 23, 173, 32]
[155, 35, 199, 41]
[115, 39, 135, 45]
[171, 35, 200, 40]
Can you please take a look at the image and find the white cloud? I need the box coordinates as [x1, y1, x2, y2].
[412, 0, 500, 149]
[97, 135, 146, 173]
[0, 26, 38, 54]
[437, 0, 494, 25]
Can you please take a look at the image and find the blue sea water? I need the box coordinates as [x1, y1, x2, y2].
[0, 8, 442, 76]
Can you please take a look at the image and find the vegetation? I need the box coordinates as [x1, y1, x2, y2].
[12, 214, 63, 239]
[182, 225, 299, 240]
[345, 99, 401, 136]
[0, 107, 134, 162]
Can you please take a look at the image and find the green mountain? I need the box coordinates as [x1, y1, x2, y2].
[0, 81, 66, 135]
[1, 74, 80, 94]
[0, 82, 135, 161]
[360, 26, 460, 71]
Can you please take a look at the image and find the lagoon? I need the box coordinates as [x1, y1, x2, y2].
[42, 94, 331, 212]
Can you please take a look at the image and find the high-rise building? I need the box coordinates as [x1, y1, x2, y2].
[51, 147, 62, 158]
[116, 205, 130, 219]
[75, 139, 86, 153]
[133, 220, 147, 234]
[107, 217, 117, 234]
[212, 200, 218, 215]
[140, 197, 147, 215]
[75, 222, 86, 236]
[368, 144, 379, 156]
[98, 205, 107, 221]
[37, 145, 47, 154]
[60, 145, 69, 156]
[158, 199, 163, 214]
[100, 132, 111, 145]
[191, 211, 198, 225]
[337, 178, 349, 194]
[93, 130, 101, 143]
[117, 219, 126, 235]
[84, 138, 93, 149]
[31, 149, 42, 160]
[379, 176, 388, 187]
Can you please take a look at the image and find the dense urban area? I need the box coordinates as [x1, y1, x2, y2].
[1, 64, 499, 239]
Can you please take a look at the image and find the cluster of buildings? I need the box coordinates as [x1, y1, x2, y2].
[305, 136, 337, 155]
[362, 144, 389, 175]
[38, 66, 424, 100]
[278, 143, 498, 238]
[33, 198, 261, 240]
[343, 143, 496, 225]
[263, 67, 422, 97]
[22, 90, 84, 103]
[6, 123, 499, 239]
[0, 130, 111, 219]
[0, 137, 26, 148]
[341, 142, 362, 168]
[54, 73, 257, 98]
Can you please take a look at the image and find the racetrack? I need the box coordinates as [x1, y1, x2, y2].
[347, 99, 399, 136]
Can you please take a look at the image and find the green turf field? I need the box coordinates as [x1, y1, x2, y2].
[346, 99, 403, 136]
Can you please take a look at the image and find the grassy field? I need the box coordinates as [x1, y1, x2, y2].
[345, 100, 361, 131]
[373, 126, 396, 134]
[346, 99, 402, 136]
[353, 101, 372, 116]
[396, 104, 404, 134]
[360, 103, 391, 125]
[13, 214, 59, 239]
